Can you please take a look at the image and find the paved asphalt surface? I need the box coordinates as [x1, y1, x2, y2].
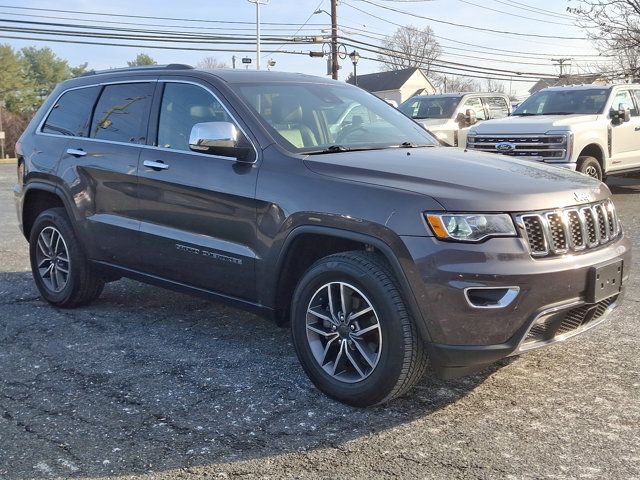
[0, 163, 639, 479]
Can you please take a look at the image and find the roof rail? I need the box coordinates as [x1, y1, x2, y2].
[80, 64, 194, 77]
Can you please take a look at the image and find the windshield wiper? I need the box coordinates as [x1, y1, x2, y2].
[307, 145, 351, 154]
[512, 113, 539, 116]
[541, 112, 575, 115]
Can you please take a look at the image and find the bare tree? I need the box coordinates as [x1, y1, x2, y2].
[484, 77, 506, 93]
[569, 0, 640, 80]
[377, 25, 441, 75]
[197, 56, 228, 70]
[434, 75, 480, 93]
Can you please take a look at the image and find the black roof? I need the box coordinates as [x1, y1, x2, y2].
[346, 67, 426, 92]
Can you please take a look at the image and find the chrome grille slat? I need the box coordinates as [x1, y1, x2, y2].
[517, 201, 619, 258]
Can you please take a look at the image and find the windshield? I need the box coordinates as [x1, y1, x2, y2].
[233, 82, 438, 153]
[398, 96, 460, 120]
[513, 88, 610, 116]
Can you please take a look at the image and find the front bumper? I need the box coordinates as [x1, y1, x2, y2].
[400, 233, 631, 377]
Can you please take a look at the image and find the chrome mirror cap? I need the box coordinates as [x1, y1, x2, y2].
[189, 121, 239, 151]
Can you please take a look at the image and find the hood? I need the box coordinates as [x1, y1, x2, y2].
[303, 147, 609, 212]
[471, 114, 599, 134]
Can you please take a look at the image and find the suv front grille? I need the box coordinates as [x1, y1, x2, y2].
[522, 295, 617, 348]
[517, 200, 619, 257]
[467, 134, 567, 159]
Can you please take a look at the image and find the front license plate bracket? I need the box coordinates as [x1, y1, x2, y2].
[588, 259, 623, 303]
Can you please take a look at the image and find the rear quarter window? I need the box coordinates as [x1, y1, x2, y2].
[91, 82, 154, 143]
[42, 86, 101, 137]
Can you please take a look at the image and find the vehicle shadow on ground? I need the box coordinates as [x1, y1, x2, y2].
[607, 176, 640, 196]
[0, 271, 511, 478]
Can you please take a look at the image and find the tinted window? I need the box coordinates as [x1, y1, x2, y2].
[157, 83, 231, 151]
[91, 83, 154, 143]
[398, 96, 460, 119]
[461, 97, 486, 121]
[486, 96, 510, 119]
[42, 86, 100, 136]
[612, 89, 638, 117]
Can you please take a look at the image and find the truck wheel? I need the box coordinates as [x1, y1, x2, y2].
[577, 156, 603, 181]
[291, 251, 428, 407]
[29, 208, 104, 308]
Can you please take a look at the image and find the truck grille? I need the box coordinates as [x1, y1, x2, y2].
[467, 134, 567, 159]
[517, 200, 619, 257]
[522, 295, 617, 347]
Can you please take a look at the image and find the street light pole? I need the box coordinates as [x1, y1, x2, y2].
[248, 0, 269, 70]
[349, 50, 360, 86]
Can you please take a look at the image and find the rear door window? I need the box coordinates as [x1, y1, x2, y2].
[42, 86, 101, 137]
[485, 96, 510, 119]
[91, 82, 154, 143]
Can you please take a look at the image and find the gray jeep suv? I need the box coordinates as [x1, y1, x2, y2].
[14, 65, 631, 406]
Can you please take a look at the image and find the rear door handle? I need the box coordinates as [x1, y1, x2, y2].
[143, 160, 169, 170]
[66, 148, 87, 157]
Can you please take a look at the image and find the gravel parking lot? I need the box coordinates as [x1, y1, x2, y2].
[0, 163, 639, 479]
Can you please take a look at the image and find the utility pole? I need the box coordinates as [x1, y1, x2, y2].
[552, 58, 572, 77]
[248, 0, 269, 70]
[331, 0, 338, 80]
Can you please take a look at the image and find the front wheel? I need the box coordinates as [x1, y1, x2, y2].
[291, 251, 428, 407]
[577, 156, 603, 181]
[29, 208, 104, 308]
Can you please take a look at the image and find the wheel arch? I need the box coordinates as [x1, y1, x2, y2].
[578, 143, 606, 169]
[270, 225, 431, 342]
[21, 183, 67, 240]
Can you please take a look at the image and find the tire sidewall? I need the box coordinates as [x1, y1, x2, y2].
[291, 257, 409, 406]
[29, 209, 82, 305]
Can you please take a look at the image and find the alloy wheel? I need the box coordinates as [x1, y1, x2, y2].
[584, 165, 600, 179]
[305, 281, 382, 383]
[35, 226, 71, 293]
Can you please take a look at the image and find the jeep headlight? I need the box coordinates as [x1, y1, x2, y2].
[425, 213, 516, 242]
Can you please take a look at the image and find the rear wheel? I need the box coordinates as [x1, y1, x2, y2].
[577, 156, 603, 181]
[291, 251, 428, 407]
[29, 208, 104, 308]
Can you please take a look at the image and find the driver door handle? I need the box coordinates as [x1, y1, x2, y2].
[143, 160, 169, 170]
[66, 148, 87, 157]
[635, 126, 640, 131]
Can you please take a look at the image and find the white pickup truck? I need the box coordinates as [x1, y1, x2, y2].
[466, 84, 640, 181]
[398, 93, 511, 147]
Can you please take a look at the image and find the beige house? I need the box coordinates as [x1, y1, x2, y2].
[347, 67, 436, 105]
[528, 74, 608, 94]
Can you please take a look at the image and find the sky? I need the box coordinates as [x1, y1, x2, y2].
[0, 0, 607, 98]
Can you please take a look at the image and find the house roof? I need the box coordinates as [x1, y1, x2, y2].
[528, 74, 603, 94]
[347, 67, 431, 92]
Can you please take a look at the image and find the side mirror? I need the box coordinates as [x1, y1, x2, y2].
[465, 109, 477, 126]
[611, 103, 631, 124]
[189, 121, 254, 162]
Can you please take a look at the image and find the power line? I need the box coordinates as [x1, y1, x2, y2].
[456, 0, 574, 26]
[0, 4, 327, 27]
[495, 0, 575, 20]
[338, 7, 606, 59]
[350, 0, 587, 40]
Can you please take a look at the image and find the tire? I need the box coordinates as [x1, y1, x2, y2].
[577, 156, 603, 181]
[29, 207, 104, 308]
[291, 251, 428, 407]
